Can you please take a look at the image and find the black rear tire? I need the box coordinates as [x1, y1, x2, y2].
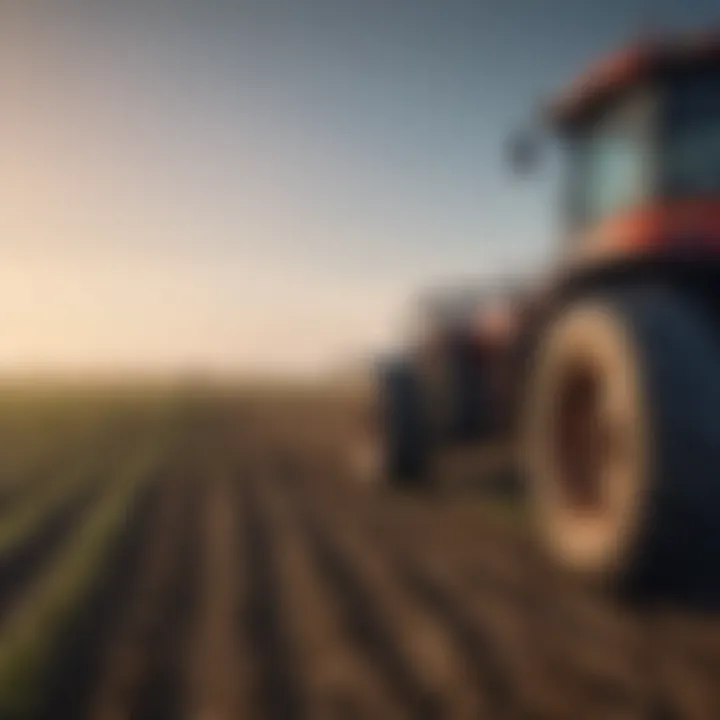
[377, 358, 431, 487]
[524, 287, 720, 605]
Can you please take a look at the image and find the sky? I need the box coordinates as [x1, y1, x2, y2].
[1, 0, 718, 377]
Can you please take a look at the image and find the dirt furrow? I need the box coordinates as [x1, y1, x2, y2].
[0, 452, 71, 523]
[128, 470, 202, 720]
[0, 466, 113, 624]
[280, 472, 486, 720]
[281, 446, 652, 718]
[35, 476, 163, 720]
[88, 466, 200, 720]
[239, 467, 307, 720]
[187, 463, 241, 720]
[283, 469, 523, 718]
[629, 612, 720, 720]
[10, 394, 720, 720]
[365, 509, 645, 717]
[259, 466, 408, 720]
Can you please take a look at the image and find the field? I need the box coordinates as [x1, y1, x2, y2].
[1, 383, 720, 719]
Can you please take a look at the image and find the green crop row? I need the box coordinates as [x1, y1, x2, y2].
[0, 443, 163, 718]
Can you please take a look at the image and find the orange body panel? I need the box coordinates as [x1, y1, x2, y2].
[570, 198, 720, 266]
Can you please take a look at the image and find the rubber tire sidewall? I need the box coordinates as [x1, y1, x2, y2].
[378, 360, 432, 487]
[524, 287, 720, 603]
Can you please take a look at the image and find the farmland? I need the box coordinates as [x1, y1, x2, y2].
[0, 382, 720, 719]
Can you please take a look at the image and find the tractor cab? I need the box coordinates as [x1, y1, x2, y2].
[550, 35, 720, 261]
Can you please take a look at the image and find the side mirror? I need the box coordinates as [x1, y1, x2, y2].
[505, 128, 542, 176]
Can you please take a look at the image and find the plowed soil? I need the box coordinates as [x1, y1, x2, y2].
[27, 394, 720, 720]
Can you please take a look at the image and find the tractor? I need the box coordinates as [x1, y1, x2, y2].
[362, 29, 720, 602]
[355, 279, 528, 484]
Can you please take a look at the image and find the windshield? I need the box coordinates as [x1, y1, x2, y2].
[567, 89, 655, 229]
[666, 69, 720, 196]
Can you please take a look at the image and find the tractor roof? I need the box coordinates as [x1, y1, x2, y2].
[551, 29, 720, 129]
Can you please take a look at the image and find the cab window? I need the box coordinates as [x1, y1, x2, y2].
[666, 68, 720, 196]
[566, 89, 655, 229]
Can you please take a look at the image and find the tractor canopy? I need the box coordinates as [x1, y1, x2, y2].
[550, 30, 720, 260]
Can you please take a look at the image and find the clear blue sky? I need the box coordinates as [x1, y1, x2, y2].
[1, 0, 718, 375]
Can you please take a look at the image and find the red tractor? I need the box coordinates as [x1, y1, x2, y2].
[364, 30, 720, 602]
